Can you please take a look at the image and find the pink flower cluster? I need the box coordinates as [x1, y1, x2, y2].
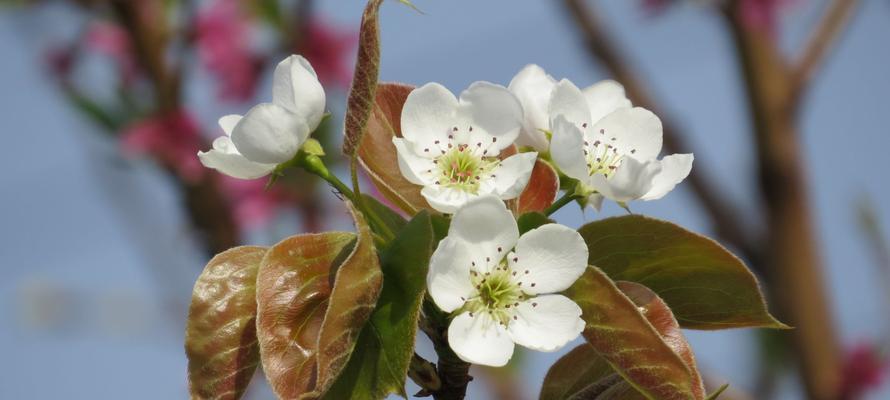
[298, 20, 357, 90]
[120, 109, 205, 182]
[196, 0, 261, 102]
[840, 341, 887, 399]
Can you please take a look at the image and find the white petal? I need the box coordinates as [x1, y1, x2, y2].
[508, 294, 584, 352]
[401, 83, 459, 151]
[583, 80, 632, 124]
[218, 114, 242, 136]
[548, 79, 591, 128]
[393, 138, 436, 185]
[449, 195, 519, 273]
[421, 185, 473, 214]
[458, 81, 523, 155]
[509, 224, 588, 295]
[230, 103, 309, 164]
[508, 64, 556, 151]
[198, 136, 276, 179]
[592, 107, 662, 161]
[587, 193, 604, 212]
[271, 55, 326, 130]
[550, 115, 590, 181]
[590, 157, 661, 203]
[487, 152, 538, 200]
[427, 238, 475, 313]
[448, 311, 515, 367]
[641, 153, 694, 201]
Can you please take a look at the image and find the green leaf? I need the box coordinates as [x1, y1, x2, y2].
[342, 0, 384, 157]
[517, 212, 553, 235]
[186, 246, 266, 400]
[704, 384, 729, 400]
[578, 215, 786, 330]
[564, 266, 701, 400]
[256, 204, 382, 399]
[256, 232, 354, 398]
[323, 211, 436, 399]
[361, 193, 407, 238]
[357, 83, 433, 215]
[516, 160, 559, 214]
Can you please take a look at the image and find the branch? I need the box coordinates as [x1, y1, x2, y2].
[562, 0, 763, 268]
[792, 0, 860, 99]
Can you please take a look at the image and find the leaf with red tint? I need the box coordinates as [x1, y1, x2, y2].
[564, 266, 700, 400]
[516, 159, 559, 214]
[357, 82, 432, 215]
[186, 246, 267, 400]
[342, 0, 384, 157]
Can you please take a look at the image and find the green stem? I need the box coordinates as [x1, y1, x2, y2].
[544, 191, 582, 216]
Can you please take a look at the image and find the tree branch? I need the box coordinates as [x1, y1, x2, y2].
[792, 0, 860, 100]
[561, 0, 763, 269]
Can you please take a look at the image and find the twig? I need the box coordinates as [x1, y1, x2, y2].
[561, 0, 763, 269]
[792, 0, 861, 101]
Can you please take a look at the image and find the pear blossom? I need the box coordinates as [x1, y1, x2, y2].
[508, 64, 632, 152]
[393, 82, 537, 213]
[427, 195, 587, 366]
[538, 77, 693, 209]
[199, 54, 325, 179]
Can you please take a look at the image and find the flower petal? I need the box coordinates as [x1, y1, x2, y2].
[231, 103, 309, 164]
[550, 115, 590, 182]
[198, 136, 276, 179]
[271, 55, 326, 130]
[449, 195, 519, 273]
[392, 138, 436, 185]
[401, 83, 459, 151]
[590, 157, 661, 203]
[508, 64, 556, 151]
[428, 237, 475, 313]
[448, 311, 515, 367]
[587, 193, 605, 212]
[421, 185, 472, 214]
[508, 294, 584, 352]
[509, 224, 588, 295]
[485, 152, 538, 200]
[549, 79, 591, 128]
[458, 81, 523, 155]
[583, 80, 632, 124]
[218, 114, 242, 136]
[592, 107, 662, 161]
[641, 153, 694, 201]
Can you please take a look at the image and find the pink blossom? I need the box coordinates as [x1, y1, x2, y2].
[738, 0, 794, 36]
[218, 177, 285, 230]
[120, 109, 205, 182]
[299, 19, 357, 90]
[840, 341, 887, 400]
[85, 21, 139, 85]
[196, 0, 261, 102]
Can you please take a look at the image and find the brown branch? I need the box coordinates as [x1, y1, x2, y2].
[792, 0, 860, 101]
[562, 0, 763, 269]
[720, 3, 841, 398]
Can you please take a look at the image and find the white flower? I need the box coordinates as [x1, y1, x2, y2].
[199, 55, 326, 179]
[547, 78, 693, 208]
[508, 64, 632, 152]
[427, 195, 587, 367]
[393, 82, 537, 213]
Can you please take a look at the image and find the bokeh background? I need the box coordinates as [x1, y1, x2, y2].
[1, 0, 889, 399]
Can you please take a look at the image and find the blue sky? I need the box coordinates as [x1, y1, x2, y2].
[1, 0, 889, 398]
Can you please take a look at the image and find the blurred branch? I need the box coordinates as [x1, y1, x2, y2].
[792, 0, 860, 102]
[561, 0, 764, 270]
[720, 1, 840, 397]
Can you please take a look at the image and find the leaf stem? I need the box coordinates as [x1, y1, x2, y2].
[544, 191, 582, 216]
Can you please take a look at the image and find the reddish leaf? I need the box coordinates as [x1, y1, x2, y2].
[342, 0, 384, 157]
[357, 82, 432, 214]
[256, 205, 382, 399]
[186, 246, 266, 400]
[256, 232, 354, 398]
[564, 266, 700, 400]
[540, 344, 614, 400]
[516, 159, 559, 214]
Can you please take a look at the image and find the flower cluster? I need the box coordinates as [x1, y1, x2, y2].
[198, 55, 695, 366]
